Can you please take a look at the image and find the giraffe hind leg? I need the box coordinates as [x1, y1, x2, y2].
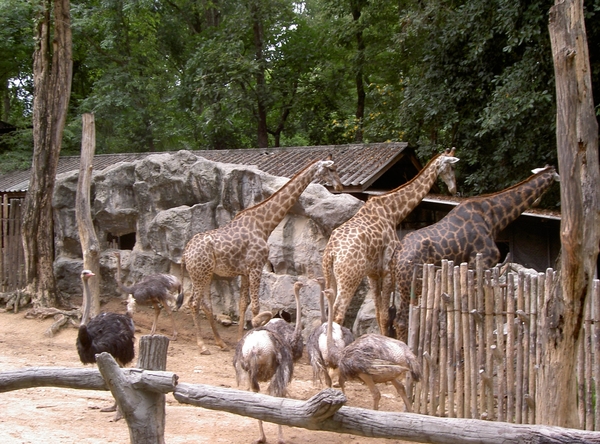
[189, 290, 211, 355]
[199, 288, 228, 351]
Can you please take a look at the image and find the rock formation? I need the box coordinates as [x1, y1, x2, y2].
[52, 150, 363, 330]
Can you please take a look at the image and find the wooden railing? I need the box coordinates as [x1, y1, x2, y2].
[406, 254, 600, 430]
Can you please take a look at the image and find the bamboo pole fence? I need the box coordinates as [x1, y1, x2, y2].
[406, 254, 600, 430]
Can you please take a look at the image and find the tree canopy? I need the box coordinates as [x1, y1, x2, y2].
[1, 0, 599, 204]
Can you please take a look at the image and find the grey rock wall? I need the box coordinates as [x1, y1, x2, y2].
[52, 150, 365, 331]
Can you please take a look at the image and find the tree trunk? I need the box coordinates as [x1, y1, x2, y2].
[75, 113, 100, 316]
[22, 0, 72, 308]
[351, 2, 365, 143]
[250, 0, 269, 148]
[540, 0, 600, 428]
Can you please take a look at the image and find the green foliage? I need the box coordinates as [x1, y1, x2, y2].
[0, 0, 34, 125]
[1, 0, 598, 207]
[395, 0, 560, 201]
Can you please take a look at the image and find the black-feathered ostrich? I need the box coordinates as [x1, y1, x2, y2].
[306, 285, 354, 388]
[318, 288, 421, 412]
[76, 269, 135, 417]
[114, 251, 183, 340]
[234, 281, 305, 444]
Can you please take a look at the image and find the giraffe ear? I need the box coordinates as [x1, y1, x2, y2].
[444, 156, 460, 164]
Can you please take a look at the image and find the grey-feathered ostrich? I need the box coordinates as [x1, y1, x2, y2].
[316, 289, 420, 411]
[76, 269, 135, 417]
[114, 251, 183, 340]
[336, 316, 421, 411]
[306, 287, 354, 388]
[251, 281, 305, 362]
[233, 283, 305, 443]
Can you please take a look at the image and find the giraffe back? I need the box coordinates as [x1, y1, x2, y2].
[392, 166, 559, 304]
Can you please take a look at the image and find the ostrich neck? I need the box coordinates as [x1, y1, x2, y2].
[81, 278, 92, 326]
[325, 295, 340, 365]
[319, 292, 326, 324]
[115, 256, 135, 294]
[293, 290, 302, 337]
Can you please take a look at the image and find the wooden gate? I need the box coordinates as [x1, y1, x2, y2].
[0, 196, 26, 292]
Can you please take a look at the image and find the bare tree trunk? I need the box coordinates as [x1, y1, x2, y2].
[540, 0, 600, 428]
[75, 113, 100, 316]
[22, 0, 72, 308]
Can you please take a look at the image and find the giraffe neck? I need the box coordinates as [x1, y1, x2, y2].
[235, 160, 321, 236]
[476, 167, 556, 235]
[366, 153, 444, 225]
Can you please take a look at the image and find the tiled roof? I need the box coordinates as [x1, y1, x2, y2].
[0, 142, 411, 194]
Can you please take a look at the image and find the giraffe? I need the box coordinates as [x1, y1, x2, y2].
[322, 148, 460, 336]
[182, 157, 343, 354]
[390, 165, 560, 341]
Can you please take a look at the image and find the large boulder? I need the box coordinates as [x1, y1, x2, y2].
[53, 150, 364, 330]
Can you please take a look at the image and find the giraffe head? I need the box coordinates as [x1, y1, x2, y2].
[315, 156, 344, 192]
[437, 147, 460, 195]
[532, 166, 560, 182]
[530, 166, 559, 206]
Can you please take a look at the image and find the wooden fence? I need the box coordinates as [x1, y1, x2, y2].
[0, 196, 26, 292]
[406, 255, 600, 430]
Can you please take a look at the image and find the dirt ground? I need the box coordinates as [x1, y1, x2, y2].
[0, 298, 414, 444]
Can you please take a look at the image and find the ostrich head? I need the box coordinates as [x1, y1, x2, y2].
[81, 269, 95, 279]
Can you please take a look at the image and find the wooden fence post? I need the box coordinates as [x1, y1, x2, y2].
[97, 334, 172, 444]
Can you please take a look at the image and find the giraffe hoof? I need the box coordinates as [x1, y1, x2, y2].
[200, 348, 211, 356]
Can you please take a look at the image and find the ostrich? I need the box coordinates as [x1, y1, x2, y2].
[233, 325, 294, 444]
[114, 251, 184, 340]
[252, 281, 305, 362]
[76, 269, 135, 418]
[306, 288, 354, 387]
[337, 332, 421, 412]
[314, 289, 420, 411]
